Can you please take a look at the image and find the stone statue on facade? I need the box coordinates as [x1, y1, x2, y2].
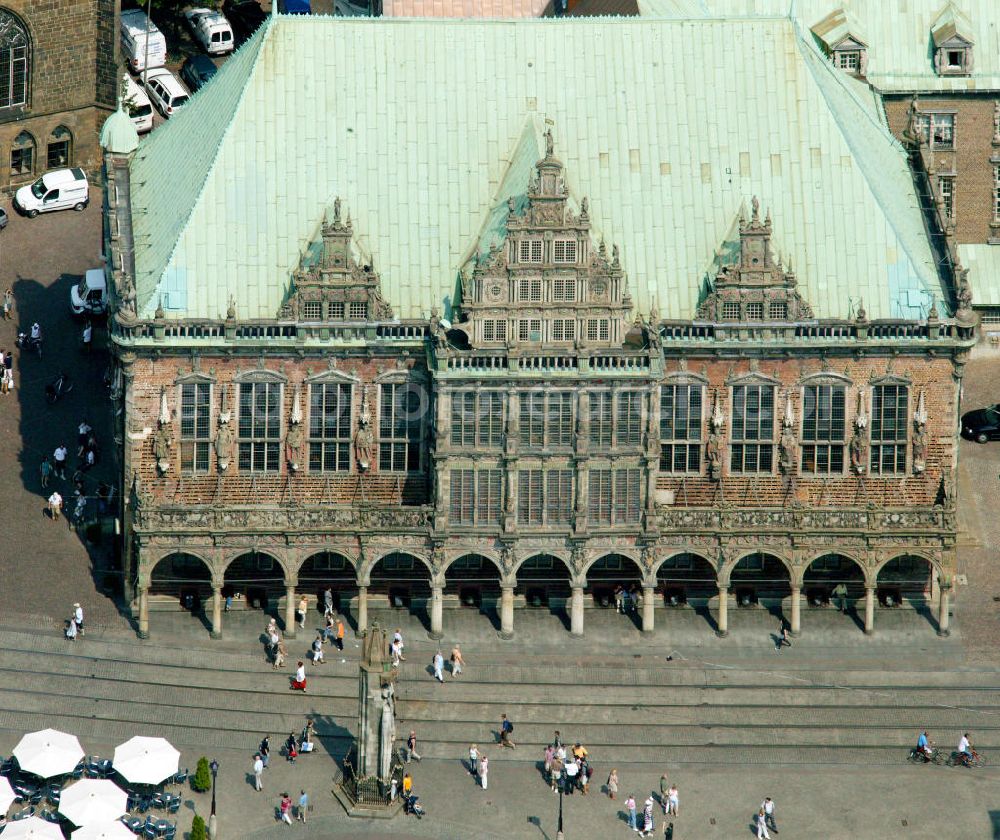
[215, 386, 235, 472]
[849, 427, 868, 474]
[117, 274, 137, 320]
[779, 426, 797, 476]
[912, 388, 928, 474]
[378, 681, 396, 781]
[544, 127, 554, 158]
[354, 387, 375, 471]
[285, 385, 304, 472]
[362, 621, 387, 667]
[706, 431, 723, 481]
[153, 390, 173, 474]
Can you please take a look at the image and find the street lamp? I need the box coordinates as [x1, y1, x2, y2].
[556, 786, 564, 840]
[209, 759, 219, 839]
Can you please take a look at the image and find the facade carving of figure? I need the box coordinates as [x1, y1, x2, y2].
[849, 427, 868, 474]
[779, 426, 797, 475]
[706, 431, 723, 481]
[544, 128, 554, 158]
[153, 390, 172, 474]
[215, 419, 234, 472]
[912, 424, 927, 474]
[285, 422, 304, 472]
[118, 274, 137, 320]
[377, 681, 396, 781]
[354, 387, 375, 471]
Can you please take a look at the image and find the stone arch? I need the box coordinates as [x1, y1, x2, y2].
[724, 551, 793, 606]
[874, 552, 940, 607]
[721, 550, 795, 586]
[365, 551, 433, 617]
[652, 550, 719, 578]
[298, 551, 358, 611]
[513, 553, 573, 613]
[221, 549, 293, 581]
[222, 551, 288, 609]
[583, 552, 645, 612]
[654, 551, 719, 607]
[149, 551, 213, 610]
[802, 552, 868, 607]
[443, 553, 503, 610]
[510, 550, 573, 580]
[803, 552, 869, 584]
[873, 551, 943, 582]
[442, 549, 504, 578]
[579, 549, 643, 579]
[359, 549, 434, 586]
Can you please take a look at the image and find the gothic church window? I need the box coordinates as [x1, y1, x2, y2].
[179, 383, 211, 473]
[730, 384, 775, 473]
[46, 125, 71, 168]
[800, 384, 845, 474]
[238, 381, 282, 472]
[379, 383, 423, 472]
[870, 385, 908, 474]
[0, 11, 29, 110]
[9, 129, 32, 175]
[660, 384, 702, 473]
[308, 382, 352, 472]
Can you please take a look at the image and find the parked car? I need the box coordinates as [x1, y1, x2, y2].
[13, 168, 89, 218]
[122, 74, 154, 133]
[222, 0, 266, 46]
[120, 8, 167, 73]
[71, 268, 108, 317]
[961, 405, 1000, 443]
[143, 68, 190, 118]
[0, 207, 8, 230]
[279, 0, 311, 12]
[184, 8, 234, 56]
[180, 55, 218, 93]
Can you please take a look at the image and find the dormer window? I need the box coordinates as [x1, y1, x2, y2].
[946, 49, 965, 70]
[811, 10, 868, 77]
[930, 5, 974, 77]
[835, 50, 861, 73]
[518, 238, 543, 263]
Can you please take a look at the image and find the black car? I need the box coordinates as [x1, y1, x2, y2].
[222, 0, 267, 47]
[961, 405, 1000, 443]
[180, 55, 218, 93]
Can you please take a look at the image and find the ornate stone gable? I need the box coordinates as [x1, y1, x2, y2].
[279, 198, 393, 322]
[457, 130, 632, 349]
[696, 198, 814, 323]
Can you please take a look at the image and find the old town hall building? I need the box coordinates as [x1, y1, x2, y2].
[101, 14, 976, 640]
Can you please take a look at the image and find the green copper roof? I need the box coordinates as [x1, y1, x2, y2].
[128, 15, 944, 322]
[100, 107, 140, 155]
[639, 0, 1000, 91]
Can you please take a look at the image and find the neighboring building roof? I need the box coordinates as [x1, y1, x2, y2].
[638, 0, 1000, 91]
[100, 107, 140, 155]
[128, 15, 944, 323]
[566, 0, 639, 14]
[381, 0, 549, 16]
[958, 245, 1000, 312]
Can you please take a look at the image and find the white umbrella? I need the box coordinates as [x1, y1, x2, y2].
[71, 821, 137, 840]
[13, 729, 85, 778]
[112, 736, 179, 785]
[59, 779, 128, 826]
[0, 774, 16, 813]
[0, 816, 65, 840]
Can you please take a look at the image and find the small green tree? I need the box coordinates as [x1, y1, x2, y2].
[191, 757, 212, 793]
[190, 814, 207, 840]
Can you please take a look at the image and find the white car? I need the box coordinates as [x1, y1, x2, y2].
[122, 74, 154, 133]
[143, 68, 190, 118]
[184, 8, 234, 55]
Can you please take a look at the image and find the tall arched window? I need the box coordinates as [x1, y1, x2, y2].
[46, 125, 71, 168]
[0, 11, 29, 109]
[9, 129, 33, 176]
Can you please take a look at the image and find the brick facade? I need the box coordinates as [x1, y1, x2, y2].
[0, 0, 117, 194]
[884, 95, 1000, 246]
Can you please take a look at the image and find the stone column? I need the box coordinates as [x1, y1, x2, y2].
[864, 585, 875, 635]
[938, 581, 951, 637]
[789, 585, 801, 637]
[716, 586, 728, 638]
[357, 585, 368, 634]
[642, 585, 655, 633]
[570, 586, 585, 636]
[429, 585, 444, 640]
[137, 584, 150, 639]
[211, 584, 223, 640]
[284, 584, 297, 640]
[500, 585, 515, 640]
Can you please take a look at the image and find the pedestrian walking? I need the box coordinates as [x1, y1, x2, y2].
[552, 730, 563, 749]
[252, 755, 263, 791]
[285, 733, 298, 763]
[607, 768, 618, 799]
[500, 713, 516, 748]
[432, 650, 444, 682]
[450, 644, 464, 677]
[48, 491, 63, 521]
[2, 287, 12, 320]
[831, 582, 848, 613]
[468, 744, 479, 779]
[290, 661, 307, 692]
[274, 639, 287, 669]
[405, 730, 422, 763]
[297, 790, 308, 823]
[39, 456, 52, 489]
[402, 772, 412, 800]
[393, 628, 406, 661]
[640, 797, 654, 837]
[259, 736, 270, 769]
[279, 793, 292, 825]
[323, 587, 334, 616]
[269, 630, 281, 664]
[659, 774, 669, 811]
[550, 754, 563, 793]
[761, 797, 777, 832]
[626, 794, 637, 831]
[776, 620, 791, 651]
[756, 808, 771, 839]
[312, 635, 325, 665]
[73, 603, 84, 636]
[667, 784, 679, 816]
[81, 320, 92, 354]
[335, 617, 344, 651]
[53, 445, 68, 479]
[302, 718, 315, 747]
[65, 618, 77, 642]
[564, 757, 578, 795]
[390, 636, 402, 667]
[580, 759, 590, 794]
[478, 753, 488, 790]
[543, 744, 554, 781]
[296, 595, 308, 630]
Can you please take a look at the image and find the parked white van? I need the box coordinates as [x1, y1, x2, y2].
[184, 8, 234, 56]
[14, 168, 90, 218]
[71, 268, 108, 317]
[120, 9, 167, 73]
[122, 74, 154, 133]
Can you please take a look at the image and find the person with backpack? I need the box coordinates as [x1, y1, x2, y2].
[500, 713, 516, 748]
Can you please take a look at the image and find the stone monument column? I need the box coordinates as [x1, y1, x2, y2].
[570, 586, 584, 636]
[357, 586, 368, 635]
[211, 582, 223, 640]
[937, 579, 951, 637]
[716, 586, 729, 637]
[137, 582, 150, 639]
[429, 585, 444, 640]
[789, 585, 801, 637]
[641, 585, 655, 633]
[864, 585, 875, 635]
[285, 583, 297, 640]
[499, 585, 515, 639]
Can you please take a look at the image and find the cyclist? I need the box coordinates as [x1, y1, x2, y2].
[916, 730, 933, 761]
[957, 732, 974, 765]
